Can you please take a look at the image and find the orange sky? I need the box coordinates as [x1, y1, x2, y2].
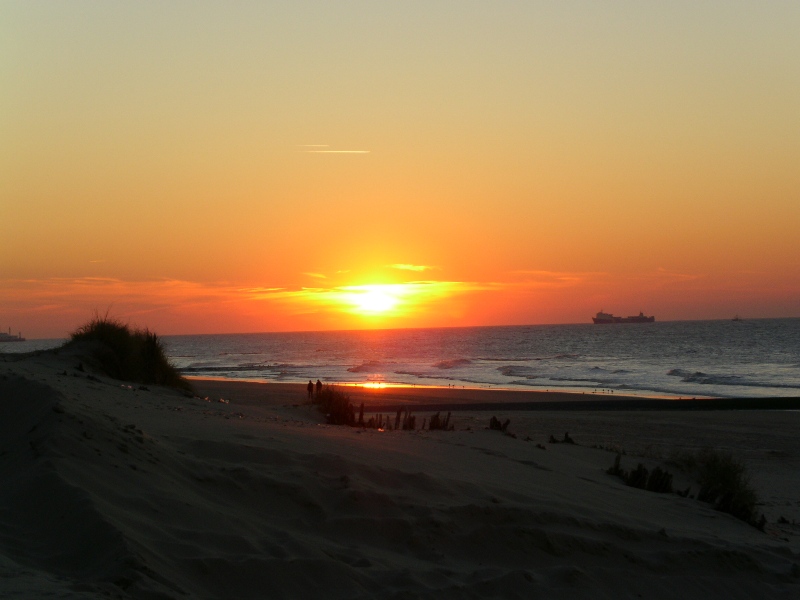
[2, 2, 799, 338]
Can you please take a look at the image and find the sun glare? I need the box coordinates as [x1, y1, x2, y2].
[347, 285, 400, 315]
[289, 280, 464, 322]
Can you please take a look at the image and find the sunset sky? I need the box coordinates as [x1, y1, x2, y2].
[2, 1, 799, 338]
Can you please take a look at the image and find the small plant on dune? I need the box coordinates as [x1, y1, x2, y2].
[607, 455, 674, 494]
[314, 385, 356, 425]
[489, 416, 510, 432]
[548, 432, 575, 444]
[607, 454, 624, 477]
[396, 407, 416, 430]
[626, 463, 650, 489]
[646, 467, 674, 493]
[64, 315, 192, 392]
[428, 411, 454, 431]
[312, 390, 425, 430]
[668, 448, 763, 528]
[694, 450, 761, 525]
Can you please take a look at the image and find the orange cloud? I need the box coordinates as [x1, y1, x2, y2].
[3, 265, 797, 339]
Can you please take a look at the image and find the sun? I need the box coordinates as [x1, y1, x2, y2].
[295, 280, 460, 321]
[334, 284, 405, 316]
[352, 287, 399, 314]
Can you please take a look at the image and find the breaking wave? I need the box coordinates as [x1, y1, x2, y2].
[478, 353, 580, 362]
[497, 365, 539, 379]
[666, 368, 798, 389]
[181, 364, 271, 374]
[347, 360, 388, 373]
[394, 370, 491, 386]
[433, 359, 471, 369]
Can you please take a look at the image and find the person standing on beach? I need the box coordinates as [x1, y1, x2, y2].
[307, 380, 313, 399]
[315, 379, 322, 397]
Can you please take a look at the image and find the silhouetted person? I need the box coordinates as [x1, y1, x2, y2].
[307, 380, 313, 399]
[315, 379, 322, 397]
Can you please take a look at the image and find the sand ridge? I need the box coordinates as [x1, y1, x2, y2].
[1, 350, 799, 598]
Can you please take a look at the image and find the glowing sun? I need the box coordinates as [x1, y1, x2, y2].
[353, 287, 399, 314]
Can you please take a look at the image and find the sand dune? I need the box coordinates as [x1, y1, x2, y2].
[1, 351, 799, 598]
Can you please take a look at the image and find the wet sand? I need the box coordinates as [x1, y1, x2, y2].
[192, 378, 800, 411]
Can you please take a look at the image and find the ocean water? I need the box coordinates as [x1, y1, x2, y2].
[160, 319, 800, 399]
[4, 319, 797, 398]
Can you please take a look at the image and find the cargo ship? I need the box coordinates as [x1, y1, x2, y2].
[0, 327, 25, 342]
[592, 311, 655, 324]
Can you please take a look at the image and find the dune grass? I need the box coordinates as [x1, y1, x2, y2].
[669, 448, 762, 527]
[314, 386, 429, 430]
[607, 455, 674, 493]
[64, 316, 192, 392]
[314, 385, 356, 425]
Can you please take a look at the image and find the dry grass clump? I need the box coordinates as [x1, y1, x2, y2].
[607, 455, 674, 493]
[428, 411, 454, 431]
[489, 416, 510, 432]
[669, 448, 763, 527]
[315, 388, 453, 432]
[64, 316, 192, 392]
[609, 449, 762, 527]
[315, 385, 356, 425]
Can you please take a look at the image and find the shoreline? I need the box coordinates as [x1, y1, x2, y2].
[189, 378, 800, 411]
[185, 375, 688, 398]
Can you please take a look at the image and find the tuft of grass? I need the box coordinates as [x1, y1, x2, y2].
[428, 411, 454, 431]
[669, 448, 761, 527]
[314, 385, 356, 425]
[64, 316, 192, 392]
[489, 416, 510, 432]
[312, 388, 426, 431]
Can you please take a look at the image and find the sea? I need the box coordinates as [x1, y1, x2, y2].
[6, 319, 799, 399]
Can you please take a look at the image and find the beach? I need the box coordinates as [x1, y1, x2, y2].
[2, 349, 799, 598]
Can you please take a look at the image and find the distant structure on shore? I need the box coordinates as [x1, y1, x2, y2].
[0, 327, 25, 342]
[592, 311, 655, 324]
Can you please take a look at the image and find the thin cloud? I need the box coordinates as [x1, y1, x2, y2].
[265, 280, 485, 316]
[303, 272, 327, 279]
[389, 264, 437, 272]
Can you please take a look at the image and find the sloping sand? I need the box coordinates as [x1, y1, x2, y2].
[1, 351, 799, 599]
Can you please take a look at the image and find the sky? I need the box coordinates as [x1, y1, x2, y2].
[2, 1, 799, 338]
